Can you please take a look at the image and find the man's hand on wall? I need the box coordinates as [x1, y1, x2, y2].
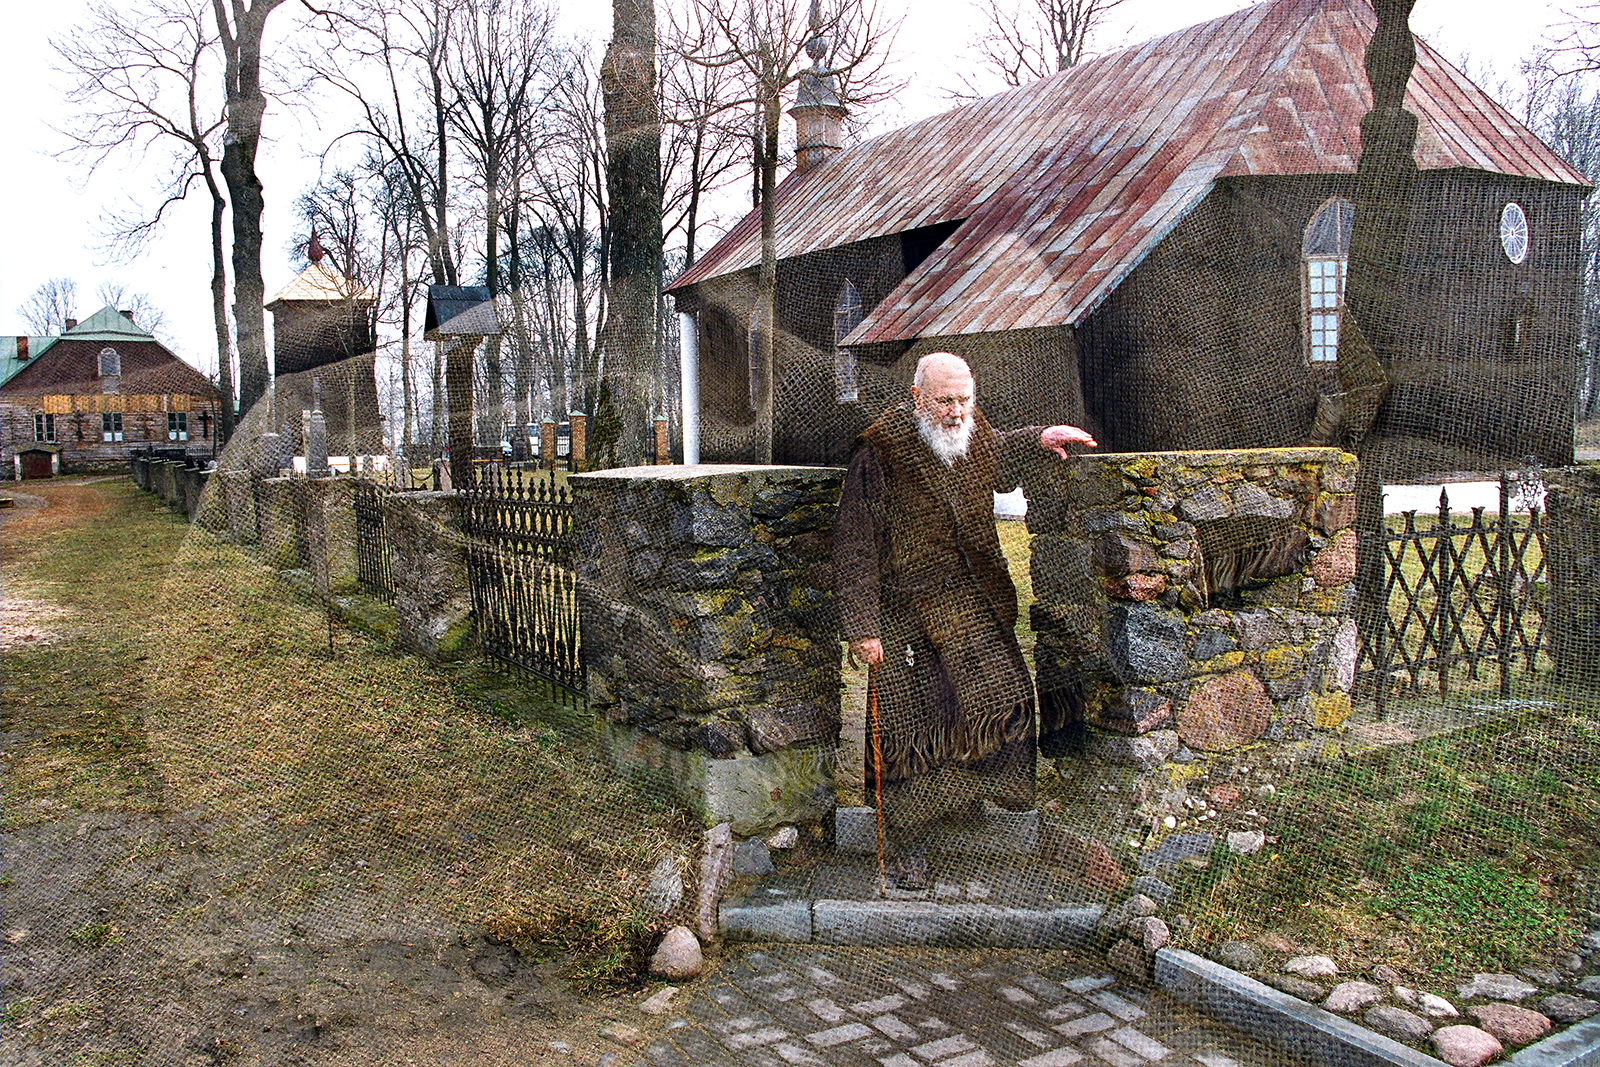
[847, 637, 883, 669]
[1039, 425, 1098, 459]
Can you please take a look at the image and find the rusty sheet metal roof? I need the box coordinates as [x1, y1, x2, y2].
[669, 0, 1588, 344]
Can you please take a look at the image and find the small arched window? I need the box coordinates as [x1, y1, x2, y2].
[1302, 197, 1354, 363]
[833, 279, 862, 403]
[98, 347, 121, 377]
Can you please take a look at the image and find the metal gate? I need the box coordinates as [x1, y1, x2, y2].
[1358, 470, 1549, 713]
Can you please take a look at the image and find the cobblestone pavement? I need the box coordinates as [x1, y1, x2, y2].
[639, 946, 1295, 1067]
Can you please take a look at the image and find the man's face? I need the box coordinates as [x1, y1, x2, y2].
[912, 366, 974, 429]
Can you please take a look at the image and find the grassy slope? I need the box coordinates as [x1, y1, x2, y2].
[2, 478, 697, 987]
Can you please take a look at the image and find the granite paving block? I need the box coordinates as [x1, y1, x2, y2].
[1053, 1011, 1116, 1039]
[1107, 1025, 1173, 1060]
[1086, 990, 1148, 1021]
[807, 997, 850, 1024]
[1084, 1035, 1145, 1067]
[1018, 1049, 1087, 1067]
[910, 1034, 978, 1061]
[806, 1022, 874, 1047]
[871, 1013, 921, 1042]
[772, 1041, 829, 1066]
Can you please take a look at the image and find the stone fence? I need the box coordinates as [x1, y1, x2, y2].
[1021, 447, 1359, 771]
[571, 465, 844, 836]
[130, 451, 213, 522]
[140, 447, 1376, 832]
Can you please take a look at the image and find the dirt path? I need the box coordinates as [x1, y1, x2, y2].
[0, 480, 673, 1066]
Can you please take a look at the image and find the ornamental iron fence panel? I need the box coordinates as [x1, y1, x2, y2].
[460, 466, 584, 705]
[353, 480, 396, 602]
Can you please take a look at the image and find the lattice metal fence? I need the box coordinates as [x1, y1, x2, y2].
[1359, 470, 1550, 714]
[459, 467, 584, 703]
[352, 480, 396, 602]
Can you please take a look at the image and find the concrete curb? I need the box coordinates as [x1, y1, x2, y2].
[1153, 949, 1450, 1067]
[1503, 1015, 1600, 1067]
[719, 898, 1102, 950]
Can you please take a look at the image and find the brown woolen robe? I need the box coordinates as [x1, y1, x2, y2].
[833, 402, 1041, 844]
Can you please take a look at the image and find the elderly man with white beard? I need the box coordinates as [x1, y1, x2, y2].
[833, 352, 1096, 889]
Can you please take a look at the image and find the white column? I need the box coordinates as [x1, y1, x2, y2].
[678, 310, 699, 466]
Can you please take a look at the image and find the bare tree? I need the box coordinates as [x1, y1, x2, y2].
[445, 0, 556, 456]
[213, 0, 291, 424]
[17, 279, 80, 335]
[95, 284, 170, 335]
[961, 0, 1126, 92]
[659, 11, 748, 270]
[674, 0, 897, 460]
[53, 0, 235, 440]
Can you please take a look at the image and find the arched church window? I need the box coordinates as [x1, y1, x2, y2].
[1302, 197, 1354, 363]
[98, 347, 121, 377]
[833, 279, 862, 403]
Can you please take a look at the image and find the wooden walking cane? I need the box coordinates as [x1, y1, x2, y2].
[868, 663, 886, 893]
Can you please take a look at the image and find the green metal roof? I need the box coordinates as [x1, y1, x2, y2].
[0, 336, 58, 389]
[61, 305, 158, 342]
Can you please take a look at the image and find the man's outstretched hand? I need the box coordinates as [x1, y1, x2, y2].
[847, 637, 883, 669]
[1039, 424, 1097, 459]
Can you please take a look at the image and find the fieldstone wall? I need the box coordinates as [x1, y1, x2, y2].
[1023, 448, 1359, 765]
[217, 471, 260, 544]
[299, 479, 359, 596]
[255, 478, 303, 570]
[383, 491, 474, 662]
[571, 464, 844, 835]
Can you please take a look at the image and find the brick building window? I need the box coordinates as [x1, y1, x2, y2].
[833, 279, 862, 403]
[168, 412, 188, 442]
[1302, 197, 1354, 363]
[34, 413, 55, 443]
[98, 347, 121, 376]
[102, 412, 123, 442]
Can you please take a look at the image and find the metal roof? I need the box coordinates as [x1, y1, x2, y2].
[268, 263, 377, 305]
[59, 306, 158, 343]
[669, 0, 1589, 344]
[423, 286, 499, 339]
[0, 337, 58, 390]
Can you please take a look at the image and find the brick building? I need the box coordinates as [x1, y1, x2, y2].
[2, 307, 221, 479]
[667, 0, 1591, 480]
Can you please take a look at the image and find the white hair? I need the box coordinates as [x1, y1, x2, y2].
[913, 352, 973, 393]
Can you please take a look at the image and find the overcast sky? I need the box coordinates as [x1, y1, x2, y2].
[0, 0, 1587, 373]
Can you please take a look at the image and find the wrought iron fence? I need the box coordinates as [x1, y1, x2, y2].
[1358, 469, 1549, 714]
[353, 481, 396, 602]
[459, 466, 584, 704]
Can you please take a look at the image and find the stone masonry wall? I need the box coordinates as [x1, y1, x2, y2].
[571, 464, 843, 835]
[1023, 448, 1359, 765]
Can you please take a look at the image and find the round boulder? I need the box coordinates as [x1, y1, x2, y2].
[649, 925, 704, 980]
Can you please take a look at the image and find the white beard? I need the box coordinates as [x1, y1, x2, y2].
[915, 408, 974, 468]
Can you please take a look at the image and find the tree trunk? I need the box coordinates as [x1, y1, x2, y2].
[447, 337, 475, 487]
[602, 0, 663, 468]
[213, 0, 285, 423]
[1341, 0, 1417, 674]
[206, 173, 234, 445]
[754, 89, 779, 464]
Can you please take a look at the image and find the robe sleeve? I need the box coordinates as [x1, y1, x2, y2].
[832, 443, 887, 642]
[993, 425, 1047, 493]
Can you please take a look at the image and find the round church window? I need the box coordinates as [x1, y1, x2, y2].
[1500, 202, 1529, 264]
